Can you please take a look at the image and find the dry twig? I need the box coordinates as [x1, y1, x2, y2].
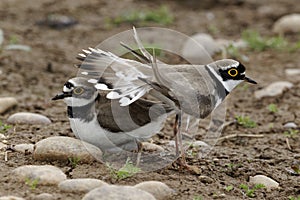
[217, 133, 264, 142]
[286, 138, 292, 150]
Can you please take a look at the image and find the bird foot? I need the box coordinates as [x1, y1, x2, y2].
[173, 157, 201, 175]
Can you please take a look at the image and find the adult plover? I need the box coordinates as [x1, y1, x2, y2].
[53, 77, 172, 154]
[76, 27, 257, 167]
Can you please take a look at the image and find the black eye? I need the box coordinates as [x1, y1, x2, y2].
[228, 68, 238, 77]
[65, 82, 74, 89]
[73, 87, 84, 95]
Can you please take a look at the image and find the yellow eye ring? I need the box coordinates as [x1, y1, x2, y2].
[228, 68, 238, 77]
[73, 87, 84, 95]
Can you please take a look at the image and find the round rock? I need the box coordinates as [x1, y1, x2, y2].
[273, 14, 300, 34]
[14, 144, 34, 154]
[58, 178, 108, 193]
[0, 97, 17, 114]
[82, 185, 155, 200]
[11, 165, 67, 185]
[134, 181, 175, 200]
[0, 196, 25, 200]
[192, 140, 210, 148]
[7, 112, 51, 125]
[33, 193, 55, 200]
[285, 68, 300, 76]
[254, 81, 293, 99]
[257, 5, 287, 19]
[283, 122, 297, 129]
[142, 142, 164, 152]
[249, 175, 279, 190]
[33, 136, 103, 163]
[181, 33, 219, 64]
[198, 175, 214, 184]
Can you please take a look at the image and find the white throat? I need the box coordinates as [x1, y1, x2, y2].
[207, 65, 243, 92]
[222, 79, 243, 92]
[64, 95, 97, 107]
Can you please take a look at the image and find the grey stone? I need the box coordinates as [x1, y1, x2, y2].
[249, 175, 279, 190]
[142, 142, 164, 152]
[192, 141, 210, 148]
[0, 97, 17, 114]
[182, 33, 219, 64]
[82, 185, 155, 200]
[283, 122, 297, 129]
[14, 144, 34, 154]
[33, 193, 54, 200]
[257, 5, 287, 18]
[273, 14, 300, 34]
[285, 68, 300, 76]
[58, 178, 108, 193]
[33, 136, 103, 163]
[11, 165, 67, 185]
[134, 181, 175, 200]
[198, 175, 214, 184]
[7, 112, 51, 125]
[254, 81, 293, 99]
[0, 134, 7, 139]
[0, 196, 25, 200]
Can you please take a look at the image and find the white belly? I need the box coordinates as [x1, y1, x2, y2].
[69, 114, 167, 152]
[69, 116, 137, 152]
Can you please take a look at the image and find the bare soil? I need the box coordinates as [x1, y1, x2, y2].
[0, 0, 299, 199]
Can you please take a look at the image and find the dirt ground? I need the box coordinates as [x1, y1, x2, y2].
[0, 0, 299, 199]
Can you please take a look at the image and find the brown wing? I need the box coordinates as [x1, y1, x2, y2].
[96, 93, 172, 133]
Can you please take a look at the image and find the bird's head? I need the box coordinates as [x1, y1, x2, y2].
[52, 77, 98, 107]
[207, 59, 257, 93]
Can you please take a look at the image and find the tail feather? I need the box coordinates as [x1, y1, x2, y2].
[76, 27, 168, 107]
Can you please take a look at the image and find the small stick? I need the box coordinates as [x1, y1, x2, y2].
[217, 133, 264, 142]
[286, 138, 292, 150]
[4, 151, 8, 162]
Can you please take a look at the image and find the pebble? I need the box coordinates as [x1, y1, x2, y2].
[198, 175, 214, 184]
[0, 97, 17, 114]
[7, 112, 51, 125]
[249, 175, 279, 190]
[142, 142, 164, 152]
[33, 193, 54, 200]
[283, 122, 297, 129]
[36, 14, 78, 29]
[181, 33, 220, 64]
[58, 178, 108, 193]
[167, 141, 176, 147]
[134, 181, 175, 200]
[82, 185, 155, 200]
[0, 142, 6, 150]
[14, 144, 34, 154]
[273, 14, 300, 34]
[0, 134, 7, 139]
[257, 5, 287, 18]
[11, 165, 67, 185]
[192, 140, 210, 148]
[0, 196, 25, 200]
[33, 136, 103, 163]
[254, 81, 293, 99]
[285, 68, 300, 76]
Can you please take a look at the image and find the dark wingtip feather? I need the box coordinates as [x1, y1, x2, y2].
[120, 42, 150, 63]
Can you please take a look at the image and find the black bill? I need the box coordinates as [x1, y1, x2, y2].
[52, 92, 69, 100]
[244, 76, 257, 84]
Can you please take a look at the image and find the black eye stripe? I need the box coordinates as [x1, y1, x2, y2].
[237, 63, 245, 73]
[218, 62, 246, 81]
[64, 81, 74, 89]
